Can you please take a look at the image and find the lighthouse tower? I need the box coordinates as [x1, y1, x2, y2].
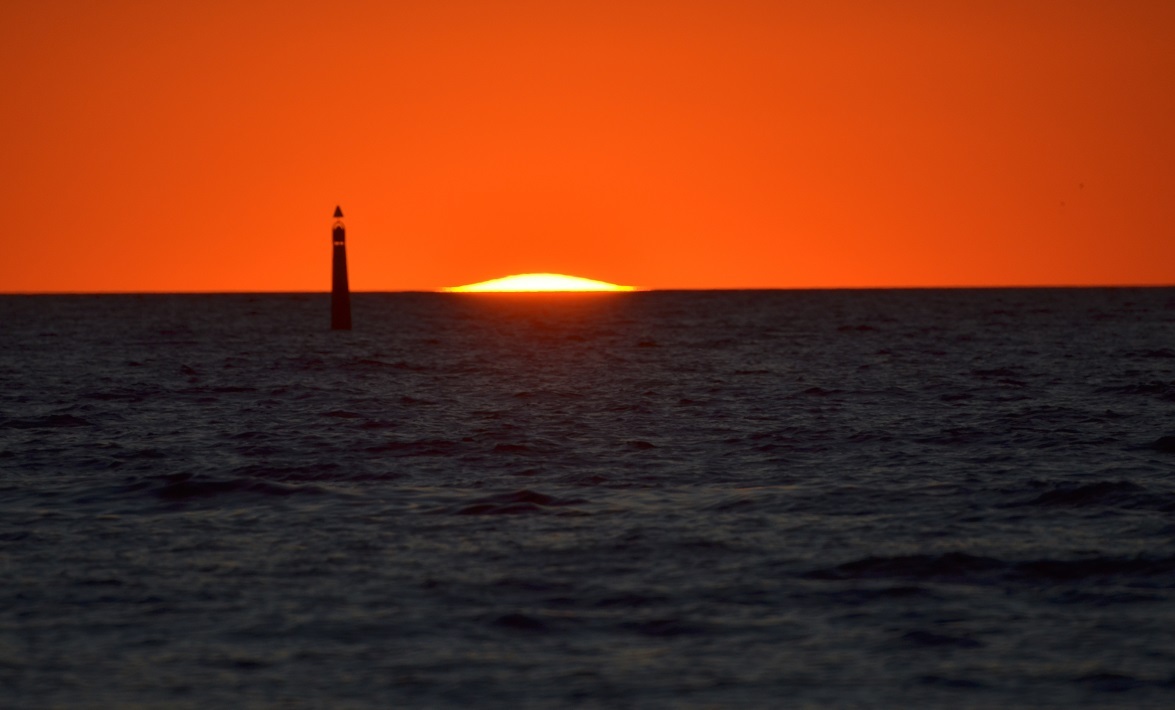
[330, 205, 352, 330]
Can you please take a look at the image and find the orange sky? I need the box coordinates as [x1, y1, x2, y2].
[2, 0, 1173, 292]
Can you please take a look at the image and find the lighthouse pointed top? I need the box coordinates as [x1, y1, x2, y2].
[333, 205, 344, 219]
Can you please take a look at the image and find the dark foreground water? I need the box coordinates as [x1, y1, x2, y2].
[3, 289, 1175, 708]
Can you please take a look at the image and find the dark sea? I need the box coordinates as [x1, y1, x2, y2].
[3, 289, 1175, 709]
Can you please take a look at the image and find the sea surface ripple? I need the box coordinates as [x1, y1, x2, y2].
[2, 289, 1175, 708]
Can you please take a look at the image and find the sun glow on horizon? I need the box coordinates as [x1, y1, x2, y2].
[443, 273, 636, 293]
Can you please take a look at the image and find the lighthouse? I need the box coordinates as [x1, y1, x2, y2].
[331, 205, 352, 330]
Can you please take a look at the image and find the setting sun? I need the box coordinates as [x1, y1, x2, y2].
[443, 273, 636, 293]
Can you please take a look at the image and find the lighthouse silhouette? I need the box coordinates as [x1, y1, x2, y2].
[330, 205, 351, 330]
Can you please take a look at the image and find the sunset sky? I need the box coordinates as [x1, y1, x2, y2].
[2, 0, 1173, 292]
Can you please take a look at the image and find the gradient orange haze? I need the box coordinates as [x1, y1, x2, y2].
[2, 0, 1173, 292]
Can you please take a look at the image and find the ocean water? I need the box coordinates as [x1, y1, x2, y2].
[2, 289, 1175, 709]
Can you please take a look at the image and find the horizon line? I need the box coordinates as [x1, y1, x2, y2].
[3, 282, 1175, 296]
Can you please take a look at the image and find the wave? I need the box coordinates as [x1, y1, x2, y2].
[366, 439, 461, 456]
[805, 551, 1175, 585]
[145, 473, 330, 501]
[448, 489, 586, 516]
[1150, 435, 1175, 453]
[2, 414, 92, 428]
[1017, 480, 1148, 507]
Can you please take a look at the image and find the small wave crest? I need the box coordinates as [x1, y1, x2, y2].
[805, 551, 1175, 585]
[447, 489, 586, 515]
[1, 414, 92, 429]
[1017, 480, 1148, 508]
[146, 473, 330, 502]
